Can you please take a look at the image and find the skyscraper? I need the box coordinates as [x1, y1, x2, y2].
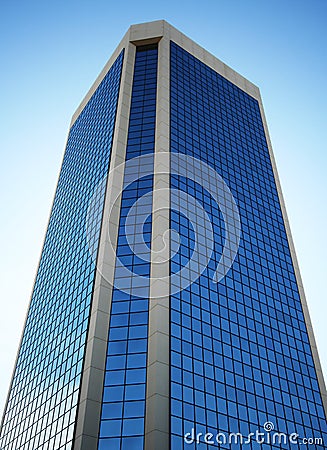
[1, 19, 326, 450]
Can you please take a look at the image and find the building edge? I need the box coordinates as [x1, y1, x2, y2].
[72, 36, 135, 449]
[0, 129, 71, 435]
[257, 95, 327, 419]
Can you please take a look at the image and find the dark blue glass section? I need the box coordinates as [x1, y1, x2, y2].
[170, 41, 326, 449]
[0, 51, 124, 450]
[98, 45, 158, 450]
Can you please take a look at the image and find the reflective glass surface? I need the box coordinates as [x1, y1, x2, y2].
[170, 41, 327, 449]
[98, 45, 158, 450]
[0, 51, 124, 450]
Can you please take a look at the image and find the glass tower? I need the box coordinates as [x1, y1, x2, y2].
[1, 20, 326, 450]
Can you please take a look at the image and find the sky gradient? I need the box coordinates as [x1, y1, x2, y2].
[0, 0, 326, 416]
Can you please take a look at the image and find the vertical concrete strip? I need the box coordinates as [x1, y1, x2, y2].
[257, 96, 327, 418]
[145, 28, 171, 450]
[73, 39, 136, 450]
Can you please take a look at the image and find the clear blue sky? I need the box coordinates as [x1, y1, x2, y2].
[0, 0, 326, 416]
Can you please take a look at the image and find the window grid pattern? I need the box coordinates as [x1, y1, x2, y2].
[170, 41, 327, 450]
[98, 45, 158, 450]
[0, 51, 124, 450]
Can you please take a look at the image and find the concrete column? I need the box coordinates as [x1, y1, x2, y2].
[145, 29, 171, 450]
[73, 39, 136, 450]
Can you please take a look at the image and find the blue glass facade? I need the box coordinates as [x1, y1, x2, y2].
[98, 45, 158, 450]
[169, 41, 327, 449]
[0, 51, 123, 450]
[1, 21, 325, 450]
